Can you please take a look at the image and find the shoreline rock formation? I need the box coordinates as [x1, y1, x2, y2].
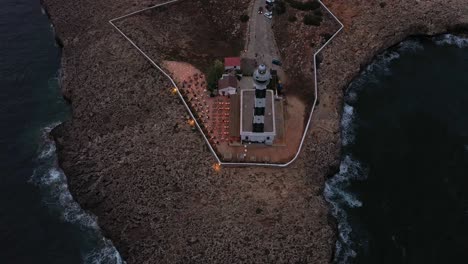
[42, 0, 467, 263]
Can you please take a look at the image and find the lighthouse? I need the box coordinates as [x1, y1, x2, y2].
[252, 64, 271, 132]
[239, 64, 276, 145]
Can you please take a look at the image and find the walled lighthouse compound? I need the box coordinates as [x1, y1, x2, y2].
[240, 64, 276, 145]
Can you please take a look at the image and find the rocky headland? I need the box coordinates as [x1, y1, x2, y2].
[42, 0, 467, 263]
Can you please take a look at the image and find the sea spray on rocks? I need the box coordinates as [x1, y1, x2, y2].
[340, 104, 355, 147]
[326, 35, 468, 263]
[30, 124, 125, 264]
[397, 39, 424, 53]
[324, 155, 367, 263]
[434, 34, 468, 48]
[325, 40, 413, 263]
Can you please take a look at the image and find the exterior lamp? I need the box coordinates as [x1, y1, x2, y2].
[213, 163, 221, 172]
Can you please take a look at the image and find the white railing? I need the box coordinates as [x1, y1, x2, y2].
[109, 0, 344, 167]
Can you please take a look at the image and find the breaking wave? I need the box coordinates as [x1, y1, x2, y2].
[364, 51, 400, 78]
[326, 49, 395, 263]
[340, 38, 420, 147]
[349, 35, 452, 90]
[340, 104, 355, 147]
[30, 123, 125, 264]
[397, 39, 425, 53]
[325, 155, 366, 263]
[327, 34, 468, 263]
[434, 34, 468, 48]
[349, 45, 404, 91]
[84, 241, 126, 264]
[340, 40, 415, 147]
[327, 38, 417, 264]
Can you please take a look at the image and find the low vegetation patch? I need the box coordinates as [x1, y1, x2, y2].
[285, 0, 320, 11]
[240, 14, 249, 22]
[206, 60, 224, 92]
[303, 12, 323, 26]
[303, 7, 324, 26]
[313, 8, 322, 16]
[320, 32, 332, 42]
[274, 0, 287, 15]
[288, 15, 297, 22]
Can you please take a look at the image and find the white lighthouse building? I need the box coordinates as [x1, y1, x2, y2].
[240, 64, 276, 145]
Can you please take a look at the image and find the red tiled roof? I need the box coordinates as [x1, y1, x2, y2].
[224, 57, 241, 67]
[218, 75, 238, 89]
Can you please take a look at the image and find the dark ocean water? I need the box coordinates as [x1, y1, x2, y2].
[325, 35, 468, 264]
[0, 1, 122, 263]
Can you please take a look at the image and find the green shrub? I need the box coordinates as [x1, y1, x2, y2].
[286, 0, 320, 11]
[275, 0, 287, 15]
[288, 15, 297, 22]
[314, 8, 322, 16]
[206, 60, 224, 92]
[303, 13, 322, 26]
[320, 32, 332, 42]
[240, 14, 249, 22]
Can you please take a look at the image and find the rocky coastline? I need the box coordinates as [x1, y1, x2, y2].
[42, 0, 467, 263]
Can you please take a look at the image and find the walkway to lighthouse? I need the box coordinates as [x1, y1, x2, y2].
[244, 0, 286, 83]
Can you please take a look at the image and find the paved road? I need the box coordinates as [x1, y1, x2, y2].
[244, 0, 285, 81]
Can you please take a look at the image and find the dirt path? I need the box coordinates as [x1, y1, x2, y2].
[244, 0, 286, 81]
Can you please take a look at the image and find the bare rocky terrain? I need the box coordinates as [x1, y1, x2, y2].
[114, 0, 249, 72]
[273, 2, 341, 107]
[42, 0, 467, 263]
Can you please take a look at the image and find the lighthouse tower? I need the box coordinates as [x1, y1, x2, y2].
[252, 64, 271, 132]
[239, 64, 276, 145]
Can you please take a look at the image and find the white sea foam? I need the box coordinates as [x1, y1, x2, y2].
[324, 155, 366, 264]
[30, 124, 125, 264]
[330, 42, 404, 263]
[341, 104, 355, 146]
[84, 238, 125, 264]
[342, 39, 418, 147]
[345, 89, 358, 104]
[347, 48, 402, 94]
[366, 51, 400, 77]
[434, 34, 468, 48]
[398, 39, 424, 53]
[328, 35, 468, 263]
[38, 142, 56, 159]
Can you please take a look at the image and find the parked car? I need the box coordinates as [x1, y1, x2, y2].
[272, 59, 282, 66]
[264, 12, 272, 19]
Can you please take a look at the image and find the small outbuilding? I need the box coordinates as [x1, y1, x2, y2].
[218, 75, 238, 96]
[224, 57, 241, 71]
